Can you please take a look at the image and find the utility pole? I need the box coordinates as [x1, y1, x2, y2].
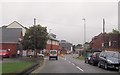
[103, 18, 105, 33]
[34, 18, 36, 26]
[102, 18, 105, 51]
[33, 18, 37, 57]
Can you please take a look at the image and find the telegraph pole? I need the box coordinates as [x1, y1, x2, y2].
[34, 18, 36, 26]
[34, 18, 37, 57]
[102, 18, 105, 51]
[103, 18, 105, 33]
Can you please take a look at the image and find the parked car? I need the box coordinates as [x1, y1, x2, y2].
[85, 53, 93, 64]
[37, 53, 44, 57]
[89, 52, 100, 65]
[0, 50, 11, 58]
[98, 51, 120, 70]
[49, 50, 58, 60]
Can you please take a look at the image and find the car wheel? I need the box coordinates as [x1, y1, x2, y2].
[56, 57, 58, 60]
[92, 61, 95, 66]
[98, 62, 101, 68]
[86, 60, 89, 64]
[85, 60, 86, 63]
[104, 63, 108, 70]
[119, 66, 120, 72]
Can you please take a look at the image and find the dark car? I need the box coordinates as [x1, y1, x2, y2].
[85, 53, 93, 64]
[98, 51, 120, 70]
[0, 50, 11, 58]
[89, 52, 100, 65]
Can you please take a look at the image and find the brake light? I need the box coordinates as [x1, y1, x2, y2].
[93, 54, 96, 58]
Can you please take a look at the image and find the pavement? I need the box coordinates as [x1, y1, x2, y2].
[31, 54, 119, 73]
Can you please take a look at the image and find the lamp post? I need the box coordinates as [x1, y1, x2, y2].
[82, 18, 86, 49]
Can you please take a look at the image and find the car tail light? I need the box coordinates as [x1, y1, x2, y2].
[93, 54, 96, 58]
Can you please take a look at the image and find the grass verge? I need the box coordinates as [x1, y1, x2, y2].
[2, 62, 34, 73]
[1, 57, 44, 73]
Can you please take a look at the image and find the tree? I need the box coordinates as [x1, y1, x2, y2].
[22, 25, 48, 50]
[112, 29, 120, 34]
[109, 29, 120, 34]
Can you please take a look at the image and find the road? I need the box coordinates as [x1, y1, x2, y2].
[32, 54, 118, 73]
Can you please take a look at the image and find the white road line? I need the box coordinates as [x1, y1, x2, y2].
[71, 63, 75, 66]
[62, 58, 84, 72]
[44, 58, 48, 59]
[76, 66, 84, 72]
[64, 58, 66, 60]
[68, 61, 71, 63]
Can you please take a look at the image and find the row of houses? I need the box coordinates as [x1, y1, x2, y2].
[0, 21, 73, 56]
[89, 32, 120, 52]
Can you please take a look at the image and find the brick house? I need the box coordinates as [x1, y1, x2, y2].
[0, 28, 23, 56]
[3, 21, 27, 36]
[45, 33, 59, 54]
[108, 33, 120, 51]
[90, 33, 120, 52]
[59, 40, 72, 54]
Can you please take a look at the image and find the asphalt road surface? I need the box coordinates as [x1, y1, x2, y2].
[32, 54, 119, 73]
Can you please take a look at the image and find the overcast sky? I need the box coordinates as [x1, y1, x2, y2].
[1, 0, 119, 45]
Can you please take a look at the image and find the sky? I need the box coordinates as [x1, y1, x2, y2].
[0, 0, 119, 45]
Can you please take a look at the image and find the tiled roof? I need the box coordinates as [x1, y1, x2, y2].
[7, 21, 28, 29]
[0, 28, 22, 43]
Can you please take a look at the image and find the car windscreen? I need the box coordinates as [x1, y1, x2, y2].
[87, 53, 93, 57]
[106, 52, 120, 58]
[50, 51, 57, 54]
[96, 53, 100, 57]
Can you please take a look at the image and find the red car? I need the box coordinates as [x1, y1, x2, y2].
[0, 50, 11, 58]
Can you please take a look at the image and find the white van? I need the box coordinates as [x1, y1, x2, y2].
[49, 50, 58, 60]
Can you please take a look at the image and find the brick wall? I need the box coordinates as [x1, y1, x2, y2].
[90, 33, 120, 51]
[1, 43, 17, 55]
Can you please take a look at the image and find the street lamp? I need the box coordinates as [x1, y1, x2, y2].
[82, 18, 86, 49]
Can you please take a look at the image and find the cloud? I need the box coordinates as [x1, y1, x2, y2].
[1, 2, 118, 44]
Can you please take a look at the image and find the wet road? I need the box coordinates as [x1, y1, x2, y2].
[32, 54, 118, 73]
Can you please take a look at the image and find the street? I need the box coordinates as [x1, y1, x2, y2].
[32, 54, 118, 73]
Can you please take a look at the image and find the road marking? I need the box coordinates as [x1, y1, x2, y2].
[64, 58, 66, 60]
[61, 57, 83, 72]
[44, 58, 48, 59]
[68, 61, 71, 63]
[76, 66, 84, 72]
[71, 63, 75, 66]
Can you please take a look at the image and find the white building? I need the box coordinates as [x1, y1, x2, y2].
[6, 21, 27, 36]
